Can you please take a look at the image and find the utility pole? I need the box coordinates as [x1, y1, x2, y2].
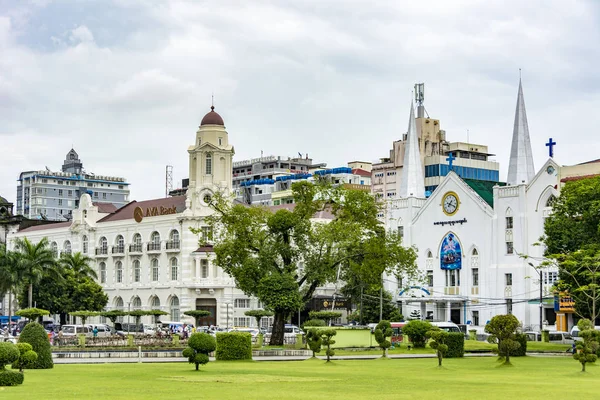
[359, 286, 364, 325]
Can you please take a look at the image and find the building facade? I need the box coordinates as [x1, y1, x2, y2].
[16, 149, 130, 221]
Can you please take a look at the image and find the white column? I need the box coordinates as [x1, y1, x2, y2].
[446, 302, 451, 322]
[194, 256, 200, 279]
[420, 302, 426, 320]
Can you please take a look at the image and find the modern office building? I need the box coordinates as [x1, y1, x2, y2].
[16, 149, 130, 221]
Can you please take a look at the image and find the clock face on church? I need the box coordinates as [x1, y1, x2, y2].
[442, 191, 459, 216]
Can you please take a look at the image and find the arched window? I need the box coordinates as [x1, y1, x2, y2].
[169, 230, 180, 249]
[115, 261, 123, 283]
[115, 297, 124, 310]
[471, 248, 480, 287]
[51, 241, 58, 257]
[99, 236, 107, 254]
[133, 233, 142, 245]
[99, 262, 106, 283]
[131, 233, 142, 252]
[546, 195, 557, 207]
[170, 258, 178, 281]
[205, 153, 212, 175]
[133, 259, 141, 283]
[151, 296, 160, 309]
[115, 235, 124, 253]
[63, 240, 72, 255]
[150, 231, 161, 251]
[170, 296, 180, 321]
[132, 296, 142, 310]
[426, 250, 433, 269]
[82, 235, 88, 254]
[151, 258, 159, 281]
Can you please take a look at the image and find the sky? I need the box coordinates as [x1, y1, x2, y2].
[1, 0, 599, 205]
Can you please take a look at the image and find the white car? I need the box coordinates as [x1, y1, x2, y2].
[1, 334, 17, 344]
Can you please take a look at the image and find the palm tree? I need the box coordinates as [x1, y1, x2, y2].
[0, 243, 21, 328]
[60, 252, 97, 280]
[14, 237, 59, 308]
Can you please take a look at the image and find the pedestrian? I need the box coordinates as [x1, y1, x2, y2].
[57, 329, 63, 346]
[93, 327, 98, 338]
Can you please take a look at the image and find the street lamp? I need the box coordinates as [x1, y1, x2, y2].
[528, 262, 543, 338]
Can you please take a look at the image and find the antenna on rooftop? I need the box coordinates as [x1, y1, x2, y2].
[414, 83, 425, 118]
[165, 165, 173, 198]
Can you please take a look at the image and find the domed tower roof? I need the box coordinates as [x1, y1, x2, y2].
[200, 106, 225, 126]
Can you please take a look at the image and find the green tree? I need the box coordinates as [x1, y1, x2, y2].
[17, 322, 53, 369]
[244, 310, 274, 330]
[573, 318, 600, 372]
[308, 311, 342, 326]
[13, 237, 59, 308]
[182, 333, 216, 371]
[344, 287, 403, 324]
[374, 320, 392, 357]
[12, 343, 37, 373]
[16, 308, 50, 321]
[0, 244, 21, 328]
[69, 311, 100, 325]
[402, 320, 432, 348]
[544, 176, 600, 322]
[184, 310, 212, 327]
[306, 328, 322, 357]
[60, 252, 97, 280]
[485, 314, 521, 365]
[100, 310, 127, 326]
[320, 328, 337, 362]
[426, 328, 449, 367]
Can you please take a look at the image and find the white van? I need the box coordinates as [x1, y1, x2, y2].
[430, 321, 462, 333]
[61, 325, 92, 337]
[570, 325, 600, 341]
[87, 324, 112, 337]
[525, 331, 574, 344]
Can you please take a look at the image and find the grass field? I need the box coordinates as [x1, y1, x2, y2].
[1, 357, 596, 400]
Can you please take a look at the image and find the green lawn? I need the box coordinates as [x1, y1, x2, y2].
[1, 357, 597, 399]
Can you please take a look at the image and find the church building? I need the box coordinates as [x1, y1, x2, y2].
[384, 79, 578, 332]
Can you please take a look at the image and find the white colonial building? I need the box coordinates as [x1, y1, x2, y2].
[383, 79, 589, 332]
[7, 106, 274, 328]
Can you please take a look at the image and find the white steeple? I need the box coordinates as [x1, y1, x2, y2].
[399, 101, 425, 198]
[507, 78, 535, 185]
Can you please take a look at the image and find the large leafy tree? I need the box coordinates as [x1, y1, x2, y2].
[0, 243, 21, 327]
[60, 252, 97, 280]
[544, 176, 600, 322]
[13, 237, 59, 308]
[345, 288, 403, 324]
[201, 181, 417, 345]
[485, 314, 521, 365]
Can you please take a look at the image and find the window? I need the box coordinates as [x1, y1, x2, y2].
[170, 258, 178, 281]
[150, 231, 161, 251]
[544, 271, 559, 285]
[132, 297, 142, 310]
[218, 137, 223, 146]
[50, 242, 58, 257]
[133, 260, 141, 283]
[151, 296, 160, 309]
[506, 298, 513, 315]
[151, 259, 159, 281]
[94, 192, 98, 198]
[82, 235, 88, 254]
[170, 230, 180, 244]
[233, 317, 250, 327]
[446, 269, 460, 286]
[102, 193, 107, 200]
[99, 236, 107, 254]
[58, 199, 62, 206]
[201, 226, 213, 242]
[472, 268, 479, 286]
[546, 195, 557, 207]
[58, 189, 63, 196]
[506, 216, 513, 229]
[426, 270, 433, 287]
[234, 299, 250, 308]
[472, 311, 480, 326]
[116, 261, 123, 283]
[99, 262, 106, 284]
[201, 259, 208, 278]
[170, 296, 180, 321]
[505, 273, 513, 286]
[397, 276, 403, 289]
[506, 242, 514, 255]
[205, 153, 212, 175]
[63, 240, 72, 255]
[397, 226, 404, 239]
[68, 190, 73, 196]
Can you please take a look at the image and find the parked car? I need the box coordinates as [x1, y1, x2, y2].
[570, 325, 600, 342]
[61, 325, 92, 337]
[87, 324, 113, 337]
[525, 331, 574, 344]
[1, 334, 17, 344]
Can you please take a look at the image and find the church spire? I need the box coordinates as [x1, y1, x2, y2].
[399, 101, 425, 198]
[507, 77, 535, 185]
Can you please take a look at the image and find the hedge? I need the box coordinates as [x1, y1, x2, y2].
[445, 332, 465, 358]
[511, 333, 527, 357]
[0, 371, 24, 386]
[216, 332, 252, 361]
[16, 322, 53, 369]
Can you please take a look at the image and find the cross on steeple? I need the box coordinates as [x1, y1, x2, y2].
[446, 152, 456, 171]
[546, 138, 557, 158]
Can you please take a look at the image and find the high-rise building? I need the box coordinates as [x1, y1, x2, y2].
[16, 149, 130, 221]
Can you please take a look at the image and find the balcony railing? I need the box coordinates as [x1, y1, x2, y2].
[147, 242, 162, 252]
[165, 241, 180, 251]
[129, 244, 143, 253]
[95, 247, 108, 256]
[112, 245, 125, 255]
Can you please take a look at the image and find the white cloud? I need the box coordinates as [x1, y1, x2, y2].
[1, 0, 599, 206]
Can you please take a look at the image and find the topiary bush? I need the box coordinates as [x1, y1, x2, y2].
[301, 319, 326, 330]
[402, 320, 432, 348]
[17, 322, 53, 369]
[216, 332, 252, 361]
[0, 342, 23, 387]
[445, 332, 465, 358]
[511, 333, 527, 357]
[306, 328, 322, 357]
[320, 328, 337, 362]
[183, 333, 216, 370]
[12, 343, 38, 372]
[374, 320, 392, 357]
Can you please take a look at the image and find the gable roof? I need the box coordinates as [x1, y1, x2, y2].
[92, 202, 118, 214]
[98, 196, 187, 223]
[351, 168, 371, 177]
[18, 221, 72, 233]
[463, 179, 506, 208]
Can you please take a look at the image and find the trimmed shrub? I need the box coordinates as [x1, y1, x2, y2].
[374, 320, 392, 357]
[445, 333, 465, 358]
[511, 333, 527, 357]
[183, 333, 216, 371]
[301, 319, 326, 329]
[402, 320, 432, 348]
[320, 328, 337, 362]
[16, 322, 53, 369]
[306, 328, 322, 357]
[0, 371, 24, 386]
[12, 343, 38, 372]
[216, 332, 252, 361]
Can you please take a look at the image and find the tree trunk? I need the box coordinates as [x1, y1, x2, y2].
[270, 310, 286, 346]
[505, 353, 510, 365]
[8, 289, 12, 333]
[437, 351, 443, 367]
[582, 362, 586, 372]
[60, 312, 67, 326]
[28, 283, 33, 309]
[195, 362, 199, 371]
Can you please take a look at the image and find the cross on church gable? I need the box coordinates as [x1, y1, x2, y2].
[446, 152, 456, 170]
[545, 138, 556, 158]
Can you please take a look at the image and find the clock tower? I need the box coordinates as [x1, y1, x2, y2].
[185, 106, 235, 217]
